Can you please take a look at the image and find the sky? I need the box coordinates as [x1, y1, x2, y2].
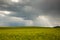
[0, 0, 60, 27]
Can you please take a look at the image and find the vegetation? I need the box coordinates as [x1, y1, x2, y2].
[54, 26, 60, 28]
[0, 27, 59, 40]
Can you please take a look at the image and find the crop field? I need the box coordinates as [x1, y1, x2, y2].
[0, 27, 59, 40]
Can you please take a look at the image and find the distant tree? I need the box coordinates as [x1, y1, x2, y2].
[54, 26, 60, 28]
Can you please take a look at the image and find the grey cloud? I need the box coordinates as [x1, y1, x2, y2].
[0, 0, 60, 26]
[0, 16, 33, 26]
[0, 0, 44, 20]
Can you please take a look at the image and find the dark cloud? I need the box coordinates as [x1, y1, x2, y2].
[0, 0, 60, 27]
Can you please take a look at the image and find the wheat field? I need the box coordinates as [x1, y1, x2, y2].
[0, 27, 59, 40]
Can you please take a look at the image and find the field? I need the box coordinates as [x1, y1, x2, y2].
[0, 27, 59, 40]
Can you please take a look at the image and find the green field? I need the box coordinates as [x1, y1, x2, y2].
[0, 27, 59, 40]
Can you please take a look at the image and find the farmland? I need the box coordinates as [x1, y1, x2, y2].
[0, 27, 59, 40]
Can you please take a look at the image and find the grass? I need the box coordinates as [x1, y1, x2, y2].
[0, 27, 59, 40]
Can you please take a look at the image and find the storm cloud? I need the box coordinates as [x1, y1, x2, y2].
[0, 0, 60, 27]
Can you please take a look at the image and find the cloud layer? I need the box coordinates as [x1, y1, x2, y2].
[0, 0, 60, 27]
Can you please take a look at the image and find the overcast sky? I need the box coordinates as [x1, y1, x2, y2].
[0, 0, 60, 27]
